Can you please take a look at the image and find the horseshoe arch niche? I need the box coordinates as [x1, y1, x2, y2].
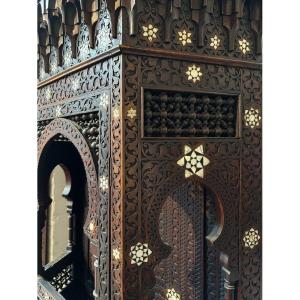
[38, 117, 99, 243]
[143, 161, 240, 300]
[37, 118, 100, 299]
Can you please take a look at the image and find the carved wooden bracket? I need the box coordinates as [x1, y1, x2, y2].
[221, 0, 246, 51]
[38, 21, 51, 73]
[158, 0, 181, 42]
[62, 0, 81, 54]
[191, 0, 214, 47]
[250, 0, 262, 54]
[49, 12, 64, 49]
[111, 0, 137, 37]
[80, 0, 99, 48]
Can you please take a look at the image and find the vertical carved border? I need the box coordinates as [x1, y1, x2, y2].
[239, 69, 262, 300]
[124, 54, 141, 298]
[98, 74, 111, 299]
[111, 55, 123, 299]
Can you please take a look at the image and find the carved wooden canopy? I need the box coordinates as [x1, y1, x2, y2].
[38, 0, 262, 79]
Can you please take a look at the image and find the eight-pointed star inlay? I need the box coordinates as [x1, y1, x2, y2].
[177, 145, 210, 178]
[186, 65, 203, 83]
[244, 107, 261, 128]
[129, 242, 152, 266]
[243, 228, 261, 249]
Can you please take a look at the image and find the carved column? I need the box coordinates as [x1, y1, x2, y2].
[224, 278, 237, 300]
[66, 200, 73, 251]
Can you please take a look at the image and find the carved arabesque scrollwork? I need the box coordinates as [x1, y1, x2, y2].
[37, 61, 110, 110]
[124, 54, 140, 297]
[62, 35, 75, 68]
[77, 23, 93, 61]
[239, 68, 262, 300]
[123, 54, 243, 299]
[95, 2, 115, 54]
[141, 56, 241, 92]
[110, 55, 123, 299]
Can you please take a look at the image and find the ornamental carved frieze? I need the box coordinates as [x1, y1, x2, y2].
[122, 0, 261, 60]
[38, 61, 110, 108]
[141, 56, 241, 92]
[38, 90, 107, 121]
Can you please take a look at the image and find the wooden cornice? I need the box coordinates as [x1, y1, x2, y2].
[120, 45, 262, 70]
[38, 45, 262, 88]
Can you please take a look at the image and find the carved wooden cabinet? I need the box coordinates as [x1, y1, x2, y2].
[37, 1, 262, 300]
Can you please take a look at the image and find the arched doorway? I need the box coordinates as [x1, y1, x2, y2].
[38, 138, 93, 299]
[37, 118, 99, 300]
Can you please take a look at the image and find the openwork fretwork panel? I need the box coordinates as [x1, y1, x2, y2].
[143, 90, 239, 138]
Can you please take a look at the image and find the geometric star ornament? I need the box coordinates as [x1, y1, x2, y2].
[166, 288, 181, 300]
[243, 228, 261, 249]
[127, 106, 137, 120]
[239, 38, 250, 54]
[210, 34, 221, 49]
[186, 65, 203, 83]
[142, 24, 158, 42]
[99, 175, 109, 191]
[178, 30, 192, 46]
[129, 242, 152, 266]
[244, 107, 261, 128]
[112, 248, 121, 261]
[177, 145, 210, 178]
